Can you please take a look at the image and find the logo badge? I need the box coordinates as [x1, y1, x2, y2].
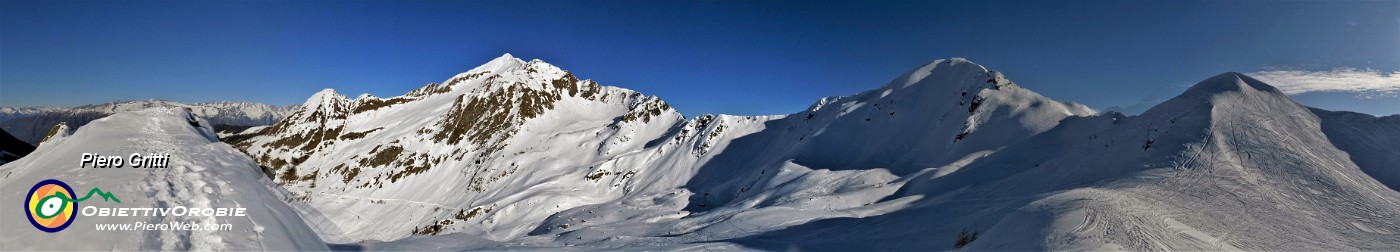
[24, 179, 120, 233]
[26, 179, 77, 232]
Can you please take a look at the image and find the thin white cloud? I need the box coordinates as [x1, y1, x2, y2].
[1247, 68, 1400, 98]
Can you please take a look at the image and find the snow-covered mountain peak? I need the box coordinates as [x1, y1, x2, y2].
[462, 53, 529, 76]
[1180, 72, 1283, 99]
[888, 57, 991, 89]
[429, 53, 589, 97]
[867, 57, 1084, 122]
[1142, 72, 1298, 120]
[303, 88, 349, 109]
[863, 57, 1093, 131]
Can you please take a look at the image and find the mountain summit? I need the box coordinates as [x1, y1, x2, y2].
[1142, 72, 1292, 118]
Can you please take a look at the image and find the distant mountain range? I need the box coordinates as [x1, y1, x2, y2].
[0, 100, 296, 145]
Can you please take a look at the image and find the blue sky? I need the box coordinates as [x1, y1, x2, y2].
[2, 1, 1397, 116]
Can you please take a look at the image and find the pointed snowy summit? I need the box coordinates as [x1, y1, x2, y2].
[1179, 72, 1284, 98]
[466, 53, 529, 74]
[303, 88, 348, 110]
[1141, 71, 1300, 119]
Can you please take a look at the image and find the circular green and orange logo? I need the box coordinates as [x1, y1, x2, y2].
[26, 179, 77, 232]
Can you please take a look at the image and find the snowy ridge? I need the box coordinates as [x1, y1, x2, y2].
[0, 107, 326, 250]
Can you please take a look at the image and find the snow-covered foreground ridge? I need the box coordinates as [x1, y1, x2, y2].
[0, 108, 327, 250]
[229, 54, 1400, 250]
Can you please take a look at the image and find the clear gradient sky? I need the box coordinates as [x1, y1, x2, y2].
[2, 1, 1397, 116]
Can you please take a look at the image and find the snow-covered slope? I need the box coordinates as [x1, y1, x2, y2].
[956, 72, 1400, 250]
[1311, 108, 1400, 191]
[723, 72, 1400, 250]
[0, 100, 296, 145]
[0, 108, 326, 250]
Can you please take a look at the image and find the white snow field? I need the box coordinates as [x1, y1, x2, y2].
[232, 54, 1399, 250]
[0, 108, 327, 250]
